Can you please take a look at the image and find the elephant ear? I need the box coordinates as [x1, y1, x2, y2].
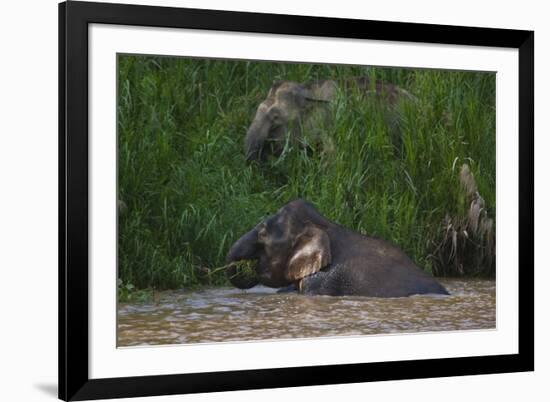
[301, 80, 337, 103]
[285, 223, 331, 284]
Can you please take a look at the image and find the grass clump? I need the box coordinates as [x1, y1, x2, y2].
[118, 55, 496, 290]
[117, 279, 155, 303]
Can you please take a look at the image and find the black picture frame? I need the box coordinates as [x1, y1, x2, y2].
[59, 1, 534, 400]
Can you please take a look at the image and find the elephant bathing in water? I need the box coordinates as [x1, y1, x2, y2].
[244, 78, 416, 162]
[226, 199, 448, 297]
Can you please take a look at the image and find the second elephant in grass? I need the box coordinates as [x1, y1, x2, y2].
[226, 199, 448, 297]
[244, 77, 415, 162]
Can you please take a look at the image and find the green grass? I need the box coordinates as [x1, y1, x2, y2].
[117, 55, 496, 290]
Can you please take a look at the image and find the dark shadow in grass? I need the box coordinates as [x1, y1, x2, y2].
[34, 383, 57, 398]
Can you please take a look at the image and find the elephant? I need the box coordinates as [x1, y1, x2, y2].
[226, 199, 449, 297]
[244, 77, 416, 162]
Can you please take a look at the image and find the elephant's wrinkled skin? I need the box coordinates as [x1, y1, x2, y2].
[226, 199, 448, 297]
[244, 78, 415, 162]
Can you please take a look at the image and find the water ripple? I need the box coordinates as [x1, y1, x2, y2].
[117, 279, 495, 346]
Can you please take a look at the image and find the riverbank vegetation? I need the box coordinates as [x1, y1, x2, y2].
[118, 55, 495, 291]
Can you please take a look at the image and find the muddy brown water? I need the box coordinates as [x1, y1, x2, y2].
[117, 279, 495, 346]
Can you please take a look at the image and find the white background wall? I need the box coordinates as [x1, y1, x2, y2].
[0, 1, 546, 401]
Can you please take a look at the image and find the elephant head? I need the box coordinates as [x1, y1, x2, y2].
[226, 200, 331, 289]
[244, 80, 337, 161]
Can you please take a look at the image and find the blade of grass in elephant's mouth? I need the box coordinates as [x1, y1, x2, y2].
[207, 259, 258, 279]
[228, 259, 258, 280]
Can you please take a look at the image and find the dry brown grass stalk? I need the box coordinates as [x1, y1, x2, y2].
[429, 164, 495, 277]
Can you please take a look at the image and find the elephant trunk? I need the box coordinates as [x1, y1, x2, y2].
[225, 228, 260, 289]
[244, 119, 270, 162]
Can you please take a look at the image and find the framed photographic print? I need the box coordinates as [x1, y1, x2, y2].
[59, 1, 534, 400]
